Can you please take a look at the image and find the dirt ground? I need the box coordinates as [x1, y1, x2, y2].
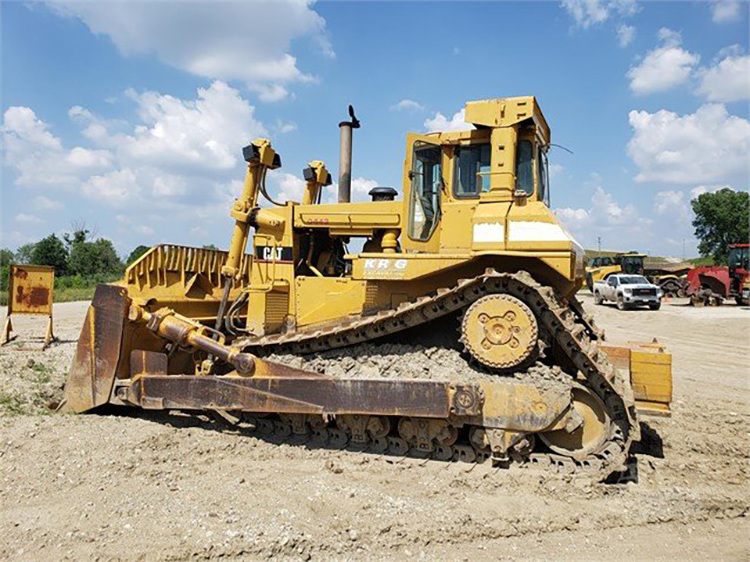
[0, 295, 748, 561]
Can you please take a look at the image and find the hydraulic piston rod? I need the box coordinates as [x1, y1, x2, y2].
[130, 306, 257, 375]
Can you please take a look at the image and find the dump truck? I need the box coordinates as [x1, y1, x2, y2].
[63, 97, 672, 479]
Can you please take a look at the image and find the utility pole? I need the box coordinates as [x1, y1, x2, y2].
[597, 236, 601, 254]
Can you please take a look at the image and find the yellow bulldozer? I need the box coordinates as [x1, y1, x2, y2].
[63, 97, 671, 479]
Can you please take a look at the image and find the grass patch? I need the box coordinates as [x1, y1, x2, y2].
[688, 256, 715, 267]
[29, 362, 52, 384]
[0, 393, 25, 416]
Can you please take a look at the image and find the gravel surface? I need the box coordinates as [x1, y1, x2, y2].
[0, 297, 748, 561]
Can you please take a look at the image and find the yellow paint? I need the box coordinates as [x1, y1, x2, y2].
[602, 344, 672, 415]
[120, 97, 592, 335]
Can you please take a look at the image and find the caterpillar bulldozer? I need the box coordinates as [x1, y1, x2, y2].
[63, 97, 672, 479]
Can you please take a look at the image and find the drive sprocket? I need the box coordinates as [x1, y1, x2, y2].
[460, 293, 539, 369]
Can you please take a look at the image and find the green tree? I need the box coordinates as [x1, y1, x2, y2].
[0, 249, 13, 268]
[691, 188, 750, 264]
[14, 243, 36, 264]
[31, 234, 69, 274]
[126, 245, 150, 265]
[202, 244, 219, 250]
[0, 249, 13, 292]
[67, 231, 123, 277]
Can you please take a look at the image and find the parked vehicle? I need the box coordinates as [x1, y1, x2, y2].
[593, 273, 662, 310]
[685, 244, 749, 306]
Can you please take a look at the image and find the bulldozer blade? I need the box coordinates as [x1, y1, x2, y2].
[62, 284, 131, 413]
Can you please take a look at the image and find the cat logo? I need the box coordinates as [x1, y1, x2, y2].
[255, 246, 293, 263]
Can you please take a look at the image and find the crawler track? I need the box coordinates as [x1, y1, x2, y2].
[237, 270, 639, 478]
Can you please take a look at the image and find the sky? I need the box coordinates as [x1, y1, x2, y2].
[1, 0, 748, 259]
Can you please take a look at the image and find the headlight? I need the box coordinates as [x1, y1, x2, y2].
[623, 288, 632, 294]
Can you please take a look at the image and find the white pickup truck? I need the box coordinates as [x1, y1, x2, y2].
[593, 273, 662, 310]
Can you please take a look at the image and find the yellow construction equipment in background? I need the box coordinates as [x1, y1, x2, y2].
[63, 96, 672, 479]
[585, 252, 646, 291]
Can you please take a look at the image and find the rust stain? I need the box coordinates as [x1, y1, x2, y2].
[14, 268, 29, 279]
[14, 286, 50, 308]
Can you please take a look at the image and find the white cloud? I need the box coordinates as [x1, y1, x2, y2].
[562, 0, 639, 28]
[657, 27, 682, 47]
[627, 103, 750, 184]
[690, 184, 731, 199]
[81, 169, 140, 206]
[711, 0, 742, 23]
[627, 28, 700, 95]
[391, 99, 425, 112]
[32, 196, 63, 210]
[555, 183, 652, 248]
[616, 24, 636, 47]
[15, 213, 43, 224]
[134, 224, 155, 236]
[2, 107, 61, 150]
[274, 120, 298, 134]
[654, 190, 684, 215]
[653, 190, 692, 224]
[2, 107, 111, 188]
[270, 171, 307, 203]
[424, 109, 473, 132]
[556, 207, 592, 230]
[66, 146, 113, 168]
[696, 50, 750, 102]
[351, 177, 379, 201]
[2, 81, 267, 209]
[120, 81, 266, 171]
[45, 0, 332, 101]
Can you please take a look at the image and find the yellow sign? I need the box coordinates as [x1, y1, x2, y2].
[2, 265, 56, 349]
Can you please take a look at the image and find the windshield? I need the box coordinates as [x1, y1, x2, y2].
[516, 140, 534, 195]
[728, 246, 749, 269]
[408, 142, 442, 240]
[619, 255, 644, 274]
[453, 143, 491, 197]
[620, 276, 649, 285]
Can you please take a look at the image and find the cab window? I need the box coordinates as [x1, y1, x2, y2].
[408, 142, 442, 240]
[516, 140, 534, 195]
[453, 143, 491, 197]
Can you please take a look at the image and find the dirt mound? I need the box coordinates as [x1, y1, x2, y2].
[268, 343, 569, 391]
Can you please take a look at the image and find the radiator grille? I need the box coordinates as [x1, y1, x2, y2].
[265, 292, 289, 333]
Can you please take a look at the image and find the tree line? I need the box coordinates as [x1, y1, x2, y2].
[0, 228, 152, 293]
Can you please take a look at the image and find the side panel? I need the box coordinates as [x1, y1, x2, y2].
[295, 277, 367, 327]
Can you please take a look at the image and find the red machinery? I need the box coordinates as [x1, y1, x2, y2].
[686, 244, 749, 306]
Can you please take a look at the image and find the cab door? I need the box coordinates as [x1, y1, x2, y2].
[401, 133, 443, 254]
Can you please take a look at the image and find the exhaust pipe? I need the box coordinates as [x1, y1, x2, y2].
[338, 105, 360, 203]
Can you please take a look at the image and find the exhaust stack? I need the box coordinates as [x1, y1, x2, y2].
[338, 105, 360, 203]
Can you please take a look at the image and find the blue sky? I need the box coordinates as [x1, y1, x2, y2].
[2, 0, 748, 258]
